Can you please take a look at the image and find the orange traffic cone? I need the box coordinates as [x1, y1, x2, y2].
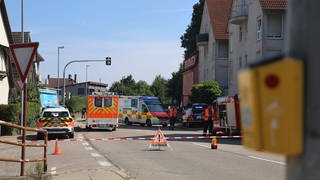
[52, 139, 62, 155]
[211, 138, 218, 149]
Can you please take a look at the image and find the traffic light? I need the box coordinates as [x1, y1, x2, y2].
[106, 57, 111, 66]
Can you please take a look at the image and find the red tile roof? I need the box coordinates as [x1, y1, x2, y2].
[206, 0, 233, 40]
[260, 0, 287, 9]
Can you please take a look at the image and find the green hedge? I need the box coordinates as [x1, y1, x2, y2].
[0, 102, 40, 135]
[65, 96, 87, 114]
[0, 104, 20, 135]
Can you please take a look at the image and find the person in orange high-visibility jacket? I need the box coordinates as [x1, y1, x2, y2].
[169, 105, 178, 130]
[203, 104, 215, 136]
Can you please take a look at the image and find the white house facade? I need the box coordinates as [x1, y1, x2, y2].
[228, 0, 287, 95]
[0, 0, 11, 105]
[197, 0, 232, 95]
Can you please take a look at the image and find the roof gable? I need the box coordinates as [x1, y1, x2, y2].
[260, 0, 287, 9]
[206, 0, 233, 40]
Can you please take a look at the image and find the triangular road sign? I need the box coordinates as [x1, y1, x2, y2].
[10, 42, 39, 83]
[150, 129, 168, 147]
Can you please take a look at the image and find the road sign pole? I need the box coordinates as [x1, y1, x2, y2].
[20, 82, 27, 176]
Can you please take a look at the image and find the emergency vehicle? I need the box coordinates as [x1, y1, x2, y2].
[37, 107, 75, 139]
[119, 96, 169, 127]
[213, 95, 241, 135]
[182, 103, 207, 127]
[86, 94, 119, 130]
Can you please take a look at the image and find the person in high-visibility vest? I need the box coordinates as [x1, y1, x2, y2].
[169, 105, 178, 130]
[203, 104, 215, 136]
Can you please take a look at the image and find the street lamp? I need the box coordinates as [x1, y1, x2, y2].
[57, 46, 64, 95]
[86, 65, 90, 96]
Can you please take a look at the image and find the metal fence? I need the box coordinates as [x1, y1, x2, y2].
[0, 120, 48, 176]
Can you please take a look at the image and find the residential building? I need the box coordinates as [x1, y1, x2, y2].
[64, 81, 108, 97]
[47, 74, 77, 89]
[0, 0, 13, 104]
[197, 0, 233, 95]
[228, 0, 287, 95]
[182, 52, 199, 106]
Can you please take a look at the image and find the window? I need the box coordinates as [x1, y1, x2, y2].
[257, 18, 262, 40]
[216, 40, 228, 58]
[267, 13, 283, 39]
[78, 88, 85, 95]
[239, 26, 243, 41]
[204, 46, 208, 57]
[244, 54, 248, 67]
[104, 98, 113, 107]
[94, 97, 103, 107]
[131, 99, 138, 108]
[142, 104, 149, 112]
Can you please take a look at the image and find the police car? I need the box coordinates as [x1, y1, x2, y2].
[37, 106, 75, 139]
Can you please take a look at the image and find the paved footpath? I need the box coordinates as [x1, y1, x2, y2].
[0, 134, 129, 180]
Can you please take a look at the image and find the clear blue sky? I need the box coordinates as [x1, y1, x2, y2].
[5, 0, 198, 85]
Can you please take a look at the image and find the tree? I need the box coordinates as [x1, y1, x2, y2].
[189, 81, 222, 104]
[180, 0, 205, 59]
[151, 75, 168, 103]
[109, 75, 136, 95]
[167, 64, 183, 106]
[135, 80, 153, 96]
[108, 81, 122, 95]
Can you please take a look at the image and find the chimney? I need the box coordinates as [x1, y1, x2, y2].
[74, 74, 77, 83]
[68, 74, 72, 79]
[47, 75, 50, 80]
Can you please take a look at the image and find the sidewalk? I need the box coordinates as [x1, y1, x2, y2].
[0, 134, 129, 179]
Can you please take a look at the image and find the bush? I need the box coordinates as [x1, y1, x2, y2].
[27, 102, 40, 128]
[0, 102, 40, 135]
[189, 81, 222, 104]
[0, 104, 20, 135]
[65, 96, 87, 114]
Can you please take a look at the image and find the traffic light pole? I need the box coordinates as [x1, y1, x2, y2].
[62, 58, 111, 105]
[286, 1, 320, 179]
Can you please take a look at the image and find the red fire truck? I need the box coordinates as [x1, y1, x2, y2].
[213, 95, 241, 135]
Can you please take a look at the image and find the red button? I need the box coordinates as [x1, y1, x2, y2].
[265, 74, 279, 88]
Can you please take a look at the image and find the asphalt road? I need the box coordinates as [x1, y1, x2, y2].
[0, 124, 286, 180]
[78, 124, 286, 180]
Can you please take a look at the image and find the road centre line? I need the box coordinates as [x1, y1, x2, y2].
[191, 143, 286, 166]
[192, 142, 210, 149]
[248, 156, 286, 165]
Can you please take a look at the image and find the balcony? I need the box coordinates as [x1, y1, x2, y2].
[196, 33, 209, 47]
[230, 1, 248, 25]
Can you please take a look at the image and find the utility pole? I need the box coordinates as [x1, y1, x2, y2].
[286, 0, 320, 179]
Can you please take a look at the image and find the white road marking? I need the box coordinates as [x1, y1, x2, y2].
[248, 156, 286, 165]
[192, 142, 210, 149]
[51, 167, 57, 175]
[85, 146, 93, 151]
[91, 152, 102, 157]
[82, 142, 89, 146]
[98, 160, 112, 167]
